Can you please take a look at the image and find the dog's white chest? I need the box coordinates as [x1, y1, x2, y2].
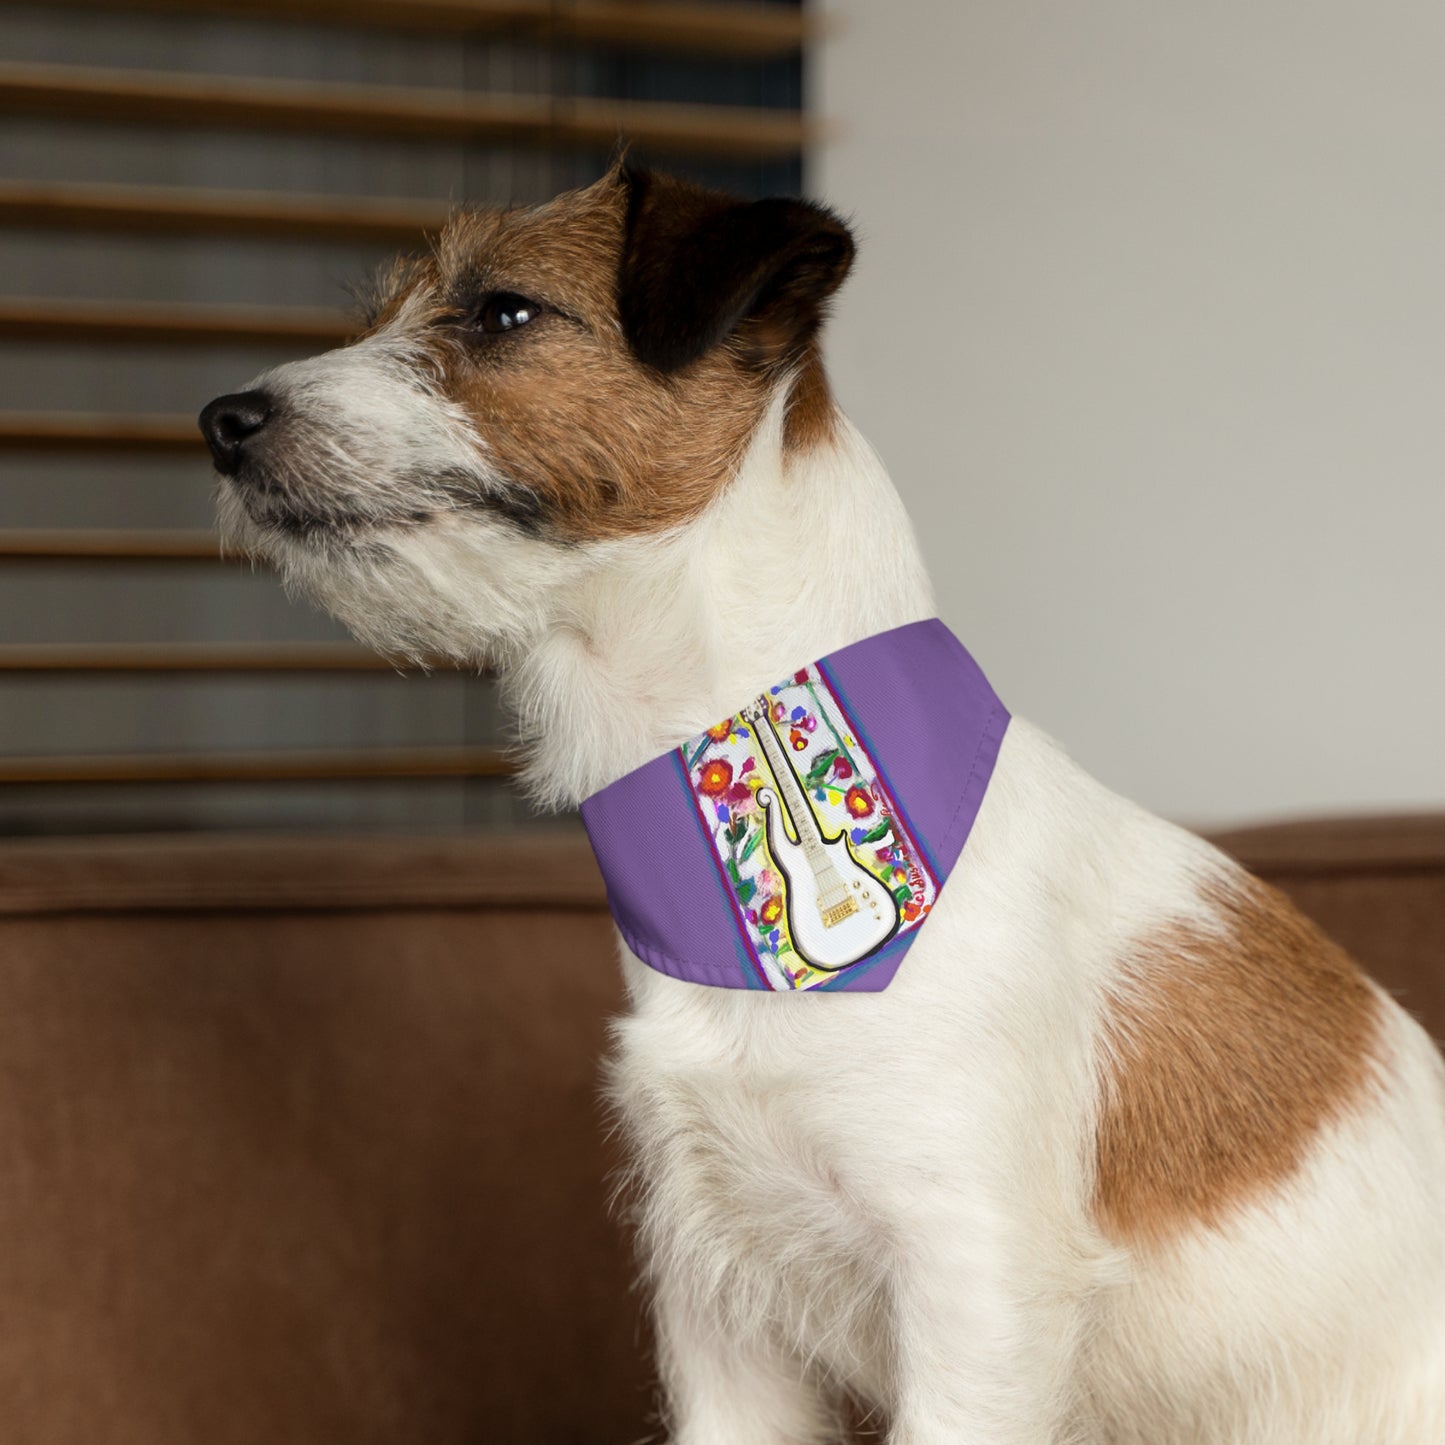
[611, 966, 896, 1393]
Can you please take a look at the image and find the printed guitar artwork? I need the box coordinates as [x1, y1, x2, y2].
[740, 695, 901, 969]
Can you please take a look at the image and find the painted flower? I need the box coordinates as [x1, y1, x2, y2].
[740, 756, 757, 776]
[832, 756, 853, 780]
[771, 701, 787, 723]
[790, 728, 808, 751]
[844, 784, 874, 818]
[706, 718, 733, 741]
[759, 895, 784, 925]
[793, 669, 809, 685]
[759, 868, 779, 892]
[698, 758, 734, 796]
[727, 782, 756, 813]
[801, 715, 817, 733]
[903, 900, 922, 923]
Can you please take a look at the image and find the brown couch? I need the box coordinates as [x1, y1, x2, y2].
[0, 818, 1440, 1444]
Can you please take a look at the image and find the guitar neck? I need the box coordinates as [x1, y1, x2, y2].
[754, 705, 826, 857]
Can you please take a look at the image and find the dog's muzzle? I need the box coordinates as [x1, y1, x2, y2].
[199, 390, 274, 476]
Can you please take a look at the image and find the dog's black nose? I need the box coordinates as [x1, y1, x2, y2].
[199, 390, 273, 475]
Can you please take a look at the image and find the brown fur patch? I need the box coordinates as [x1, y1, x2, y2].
[363, 175, 788, 542]
[357, 170, 853, 541]
[1093, 872, 1382, 1247]
[782, 342, 839, 452]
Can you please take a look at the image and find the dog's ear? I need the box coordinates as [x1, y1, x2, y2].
[617, 166, 855, 376]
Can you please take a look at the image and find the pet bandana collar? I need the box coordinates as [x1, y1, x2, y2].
[579, 619, 1009, 992]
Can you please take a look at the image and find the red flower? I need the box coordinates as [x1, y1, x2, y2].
[698, 758, 734, 797]
[706, 718, 733, 741]
[789, 728, 808, 751]
[831, 756, 853, 780]
[793, 669, 809, 685]
[726, 782, 756, 813]
[844, 785, 874, 818]
[759, 895, 783, 925]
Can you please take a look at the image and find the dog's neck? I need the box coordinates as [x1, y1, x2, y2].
[505, 390, 937, 809]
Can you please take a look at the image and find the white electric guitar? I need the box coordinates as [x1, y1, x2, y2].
[741, 695, 901, 970]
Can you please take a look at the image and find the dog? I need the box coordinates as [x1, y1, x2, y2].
[200, 163, 1445, 1443]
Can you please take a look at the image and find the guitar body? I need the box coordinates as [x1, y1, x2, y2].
[756, 786, 901, 970]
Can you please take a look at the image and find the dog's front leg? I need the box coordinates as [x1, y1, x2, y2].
[884, 1206, 1089, 1445]
[654, 1274, 841, 1445]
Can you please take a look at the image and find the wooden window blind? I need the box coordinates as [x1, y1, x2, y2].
[0, 0, 810, 835]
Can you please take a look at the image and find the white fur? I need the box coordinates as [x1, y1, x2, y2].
[222, 352, 1445, 1443]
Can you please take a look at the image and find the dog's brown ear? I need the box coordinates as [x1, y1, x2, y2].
[618, 166, 855, 376]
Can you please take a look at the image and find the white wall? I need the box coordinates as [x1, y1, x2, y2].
[814, 1, 1445, 828]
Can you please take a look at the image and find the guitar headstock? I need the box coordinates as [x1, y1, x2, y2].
[739, 694, 773, 727]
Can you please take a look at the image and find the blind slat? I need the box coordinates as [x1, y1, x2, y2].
[0, 62, 813, 161]
[0, 180, 446, 244]
[0, 530, 224, 561]
[0, 297, 351, 348]
[0, 413, 202, 451]
[32, 0, 811, 58]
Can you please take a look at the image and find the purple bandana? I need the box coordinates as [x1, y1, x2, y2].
[579, 619, 1009, 992]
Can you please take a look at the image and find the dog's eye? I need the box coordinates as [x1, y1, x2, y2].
[473, 292, 543, 335]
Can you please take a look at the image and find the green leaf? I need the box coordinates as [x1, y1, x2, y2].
[892, 884, 912, 905]
[736, 878, 756, 905]
[726, 858, 742, 887]
[738, 829, 762, 863]
[860, 821, 892, 844]
[726, 816, 748, 846]
[804, 748, 838, 785]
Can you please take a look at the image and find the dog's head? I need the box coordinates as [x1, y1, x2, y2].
[199, 165, 854, 661]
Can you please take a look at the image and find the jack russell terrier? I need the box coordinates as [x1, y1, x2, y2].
[200, 163, 1445, 1444]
